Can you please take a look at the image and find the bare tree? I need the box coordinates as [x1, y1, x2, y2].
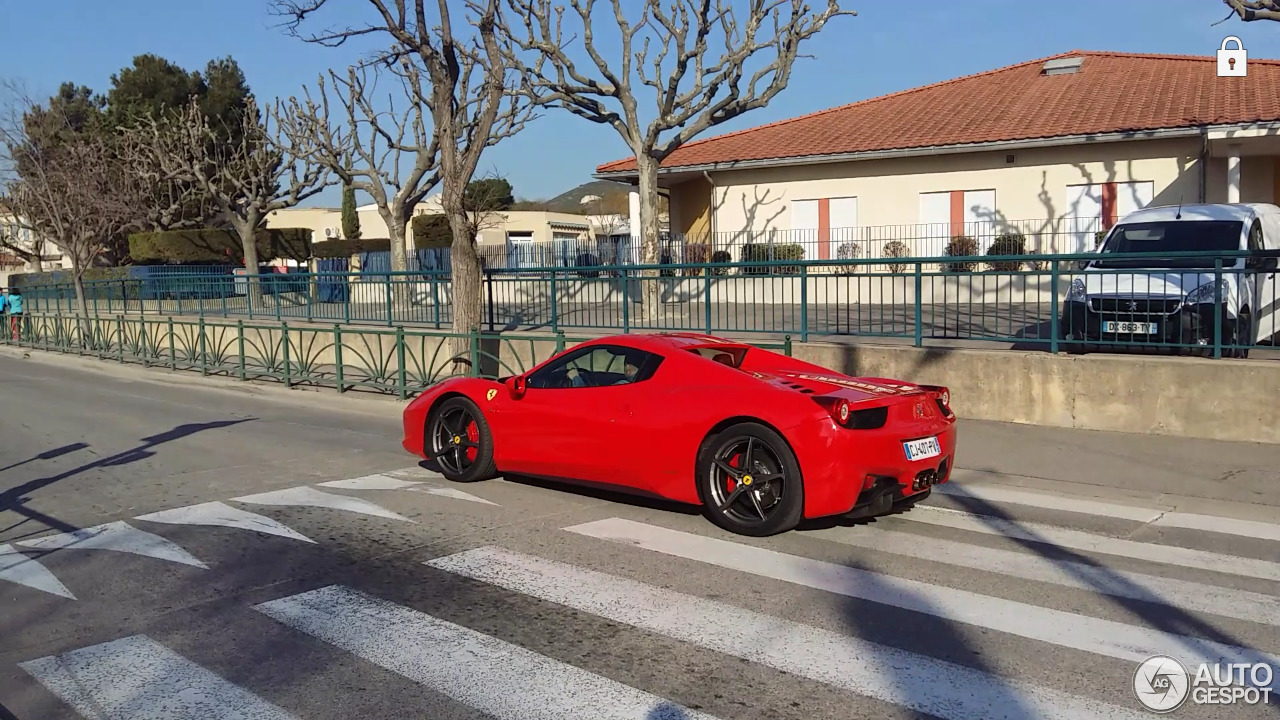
[126, 95, 334, 304]
[279, 53, 439, 287]
[271, 0, 534, 357]
[1220, 0, 1280, 22]
[503, 0, 852, 318]
[0, 124, 148, 321]
[0, 217, 46, 271]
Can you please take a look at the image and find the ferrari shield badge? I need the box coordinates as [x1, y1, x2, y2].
[486, 388, 498, 401]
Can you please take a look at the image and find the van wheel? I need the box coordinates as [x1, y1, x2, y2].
[1234, 311, 1252, 359]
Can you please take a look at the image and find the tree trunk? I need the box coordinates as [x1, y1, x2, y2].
[234, 219, 263, 309]
[635, 153, 664, 322]
[388, 214, 411, 315]
[447, 211, 483, 365]
[70, 258, 90, 349]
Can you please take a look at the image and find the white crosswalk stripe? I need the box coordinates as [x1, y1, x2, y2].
[898, 505, 1280, 582]
[426, 546, 1154, 720]
[11, 471, 1280, 719]
[20, 635, 298, 720]
[256, 585, 720, 720]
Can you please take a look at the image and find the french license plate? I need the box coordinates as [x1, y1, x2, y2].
[903, 436, 941, 461]
[1102, 320, 1157, 334]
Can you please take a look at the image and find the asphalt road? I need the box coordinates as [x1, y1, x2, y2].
[2, 349, 1280, 720]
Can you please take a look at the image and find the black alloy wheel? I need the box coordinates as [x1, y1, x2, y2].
[696, 421, 804, 537]
[427, 396, 496, 483]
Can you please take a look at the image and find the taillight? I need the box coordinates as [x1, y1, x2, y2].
[933, 386, 952, 416]
[814, 397, 888, 429]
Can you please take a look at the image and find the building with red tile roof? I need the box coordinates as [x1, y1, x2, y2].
[595, 49, 1280, 260]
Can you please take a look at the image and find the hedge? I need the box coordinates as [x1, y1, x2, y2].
[741, 243, 804, 275]
[410, 214, 453, 248]
[9, 266, 131, 290]
[311, 238, 393, 258]
[128, 228, 312, 264]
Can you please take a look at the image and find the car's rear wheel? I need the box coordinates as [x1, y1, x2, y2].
[427, 396, 496, 483]
[696, 422, 804, 537]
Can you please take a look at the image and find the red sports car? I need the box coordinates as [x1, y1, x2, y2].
[401, 333, 957, 536]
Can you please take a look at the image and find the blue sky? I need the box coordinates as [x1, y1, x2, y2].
[4, 0, 1280, 208]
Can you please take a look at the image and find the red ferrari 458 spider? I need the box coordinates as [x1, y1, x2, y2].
[401, 332, 957, 536]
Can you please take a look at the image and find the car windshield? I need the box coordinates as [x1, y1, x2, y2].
[1093, 220, 1243, 268]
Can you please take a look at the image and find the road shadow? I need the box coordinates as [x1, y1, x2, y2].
[0, 420, 256, 535]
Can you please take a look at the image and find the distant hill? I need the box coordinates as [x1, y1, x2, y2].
[514, 180, 668, 215]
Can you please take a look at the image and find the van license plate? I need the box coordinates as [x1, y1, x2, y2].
[1103, 321, 1157, 334]
[904, 436, 941, 461]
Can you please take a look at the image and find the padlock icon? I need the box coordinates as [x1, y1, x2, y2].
[1218, 36, 1247, 77]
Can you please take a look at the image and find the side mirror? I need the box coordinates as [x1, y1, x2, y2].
[506, 375, 527, 399]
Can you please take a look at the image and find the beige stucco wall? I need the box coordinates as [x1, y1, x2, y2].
[266, 205, 596, 250]
[669, 176, 713, 237]
[700, 138, 1280, 252]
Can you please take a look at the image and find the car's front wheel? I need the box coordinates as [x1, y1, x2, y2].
[427, 396, 496, 483]
[696, 422, 805, 537]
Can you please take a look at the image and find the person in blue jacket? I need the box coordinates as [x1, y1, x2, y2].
[5, 287, 22, 340]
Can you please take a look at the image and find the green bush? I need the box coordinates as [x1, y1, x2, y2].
[311, 238, 393, 259]
[710, 249, 732, 276]
[128, 228, 312, 264]
[740, 243, 804, 275]
[1094, 229, 1108, 249]
[410, 214, 453, 248]
[882, 240, 910, 273]
[9, 267, 131, 291]
[985, 232, 1027, 272]
[942, 235, 979, 273]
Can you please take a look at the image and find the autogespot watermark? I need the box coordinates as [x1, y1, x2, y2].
[1133, 655, 1274, 713]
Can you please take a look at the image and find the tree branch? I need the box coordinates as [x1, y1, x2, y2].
[1222, 0, 1280, 22]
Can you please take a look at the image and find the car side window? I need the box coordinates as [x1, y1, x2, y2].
[525, 345, 664, 389]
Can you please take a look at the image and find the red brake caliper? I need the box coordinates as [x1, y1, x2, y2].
[465, 421, 479, 462]
[725, 452, 741, 494]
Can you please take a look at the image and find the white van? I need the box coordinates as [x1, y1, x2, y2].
[1060, 202, 1280, 358]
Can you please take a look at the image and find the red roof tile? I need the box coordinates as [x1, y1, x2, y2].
[596, 50, 1280, 174]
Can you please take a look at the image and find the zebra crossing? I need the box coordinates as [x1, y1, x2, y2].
[8, 470, 1280, 719]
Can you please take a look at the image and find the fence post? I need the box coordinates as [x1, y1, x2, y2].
[784, 334, 792, 357]
[913, 262, 924, 348]
[800, 265, 809, 343]
[237, 320, 246, 381]
[168, 316, 176, 370]
[1048, 261, 1060, 354]
[468, 327, 481, 377]
[621, 268, 630, 333]
[704, 267, 713, 334]
[432, 275, 441, 328]
[334, 324, 345, 393]
[555, 329, 565, 354]
[344, 271, 352, 325]
[281, 322, 292, 387]
[198, 316, 208, 375]
[1213, 259, 1223, 359]
[117, 315, 125, 362]
[486, 270, 496, 332]
[396, 325, 407, 400]
[384, 275, 393, 327]
[550, 270, 559, 334]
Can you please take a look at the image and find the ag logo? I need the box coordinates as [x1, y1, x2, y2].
[485, 388, 497, 401]
[1133, 655, 1189, 713]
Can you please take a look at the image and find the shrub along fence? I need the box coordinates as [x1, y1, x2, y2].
[0, 312, 793, 398]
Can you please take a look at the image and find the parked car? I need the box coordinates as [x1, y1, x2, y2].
[400, 333, 957, 536]
[1060, 203, 1280, 357]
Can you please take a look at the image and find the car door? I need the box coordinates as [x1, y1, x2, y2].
[498, 344, 663, 485]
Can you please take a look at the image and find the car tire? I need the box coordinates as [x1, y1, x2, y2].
[426, 396, 497, 483]
[696, 421, 805, 537]
[1235, 311, 1252, 359]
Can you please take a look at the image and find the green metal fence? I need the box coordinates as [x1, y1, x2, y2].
[17, 248, 1280, 358]
[0, 313, 794, 397]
